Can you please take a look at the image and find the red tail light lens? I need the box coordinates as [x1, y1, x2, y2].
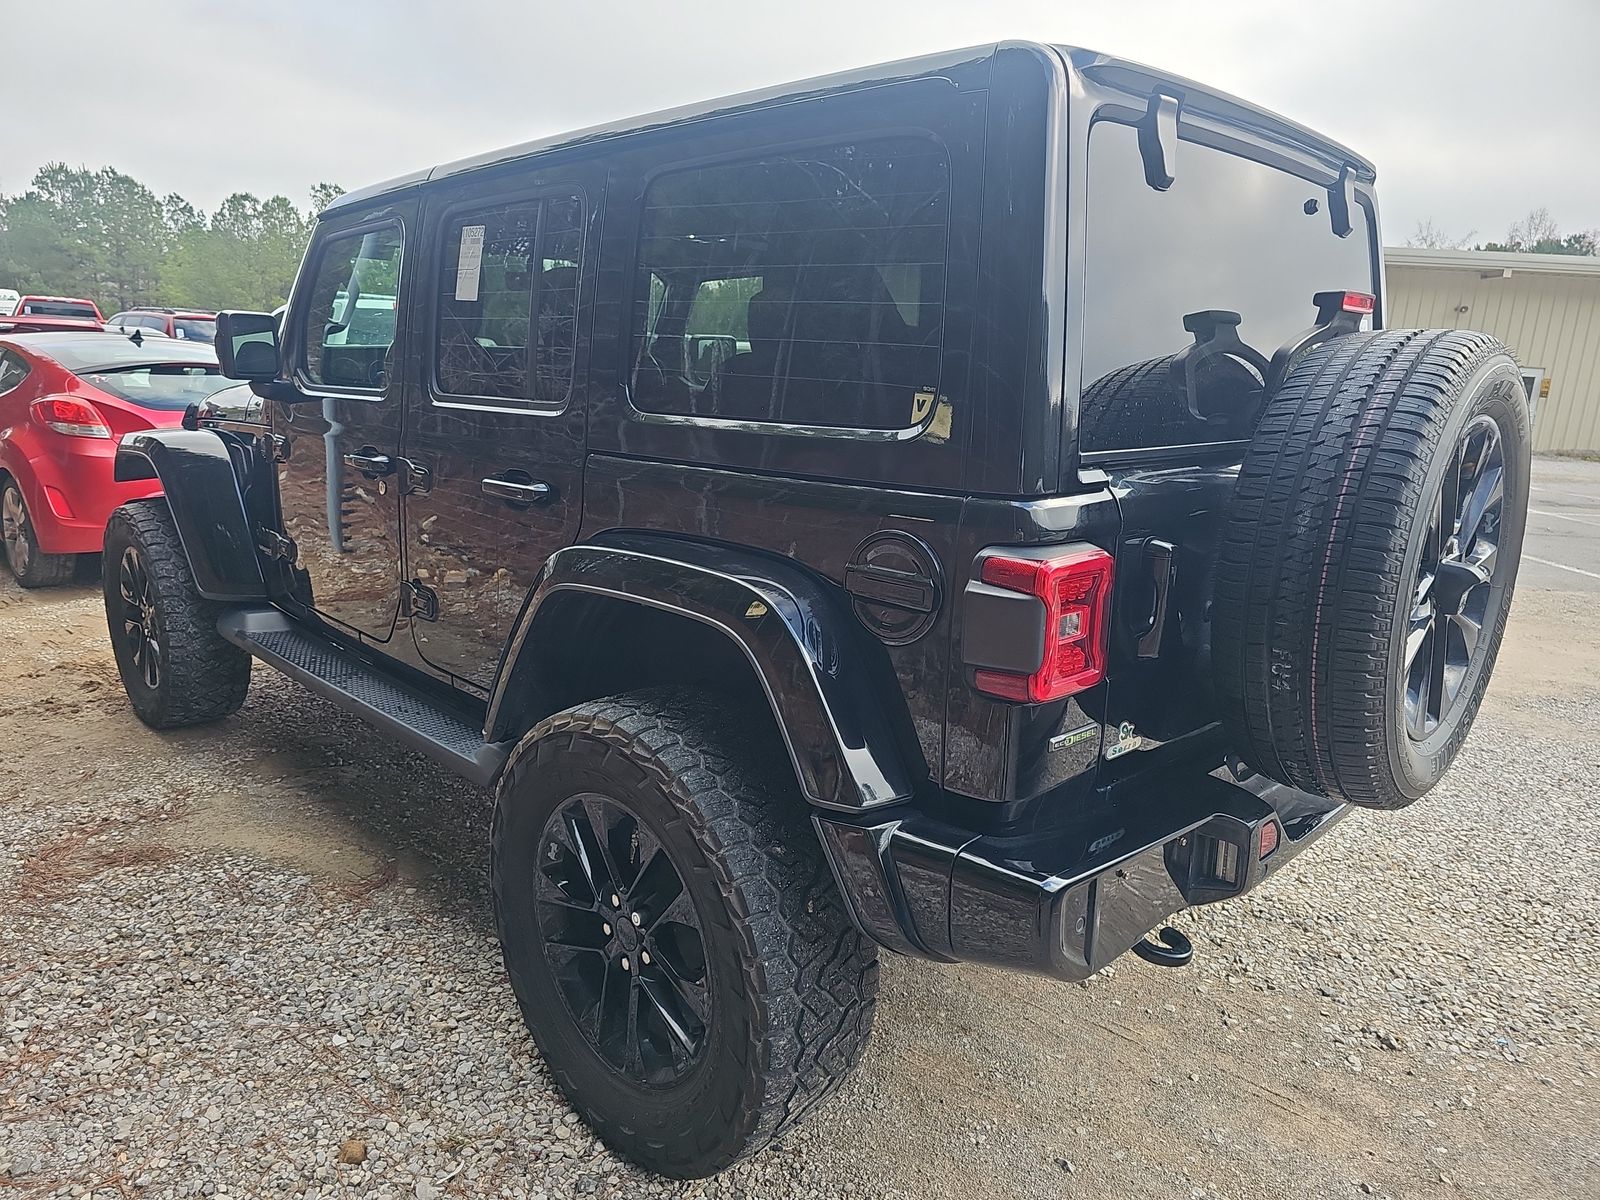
[31, 396, 110, 438]
[1338, 291, 1375, 314]
[973, 546, 1114, 703]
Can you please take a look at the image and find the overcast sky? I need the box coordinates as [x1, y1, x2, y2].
[4, 1, 1591, 245]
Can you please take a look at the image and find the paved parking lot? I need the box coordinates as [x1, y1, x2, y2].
[1, 459, 1597, 1200]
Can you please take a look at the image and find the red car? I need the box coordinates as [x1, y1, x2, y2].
[106, 308, 217, 343]
[0, 313, 106, 334]
[13, 295, 104, 322]
[0, 331, 234, 586]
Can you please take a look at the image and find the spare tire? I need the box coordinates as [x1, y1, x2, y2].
[1214, 328, 1530, 809]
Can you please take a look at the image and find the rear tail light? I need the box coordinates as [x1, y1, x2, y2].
[1258, 819, 1281, 859]
[31, 396, 110, 438]
[972, 546, 1114, 703]
[1336, 291, 1376, 314]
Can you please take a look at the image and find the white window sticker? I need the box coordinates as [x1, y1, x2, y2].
[454, 224, 486, 302]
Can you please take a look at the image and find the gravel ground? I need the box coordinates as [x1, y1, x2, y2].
[2, 463, 1598, 1200]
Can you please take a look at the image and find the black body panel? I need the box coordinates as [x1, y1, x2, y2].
[489, 533, 915, 810]
[114, 429, 267, 601]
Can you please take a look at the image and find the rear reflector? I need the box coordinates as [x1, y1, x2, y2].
[43, 485, 75, 519]
[972, 546, 1114, 703]
[31, 396, 110, 438]
[1338, 291, 1375, 314]
[1258, 820, 1280, 859]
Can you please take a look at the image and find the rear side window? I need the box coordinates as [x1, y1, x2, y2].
[434, 193, 582, 404]
[631, 136, 950, 430]
[0, 350, 30, 394]
[1079, 121, 1376, 452]
[302, 225, 403, 391]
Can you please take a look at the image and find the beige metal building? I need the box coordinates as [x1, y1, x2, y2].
[1385, 247, 1600, 453]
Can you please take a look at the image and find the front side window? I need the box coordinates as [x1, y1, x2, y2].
[303, 225, 403, 391]
[435, 193, 582, 404]
[631, 137, 950, 429]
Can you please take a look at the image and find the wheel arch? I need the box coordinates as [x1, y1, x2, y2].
[487, 535, 918, 811]
[114, 429, 267, 601]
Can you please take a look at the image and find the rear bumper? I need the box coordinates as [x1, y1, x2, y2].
[9, 444, 161, 555]
[815, 767, 1347, 980]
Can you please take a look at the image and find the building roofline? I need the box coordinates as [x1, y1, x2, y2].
[1385, 246, 1600, 278]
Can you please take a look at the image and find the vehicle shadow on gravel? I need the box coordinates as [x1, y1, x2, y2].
[167, 672, 503, 931]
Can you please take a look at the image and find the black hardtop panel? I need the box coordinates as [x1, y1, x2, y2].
[1058, 46, 1376, 181]
[324, 44, 1008, 217]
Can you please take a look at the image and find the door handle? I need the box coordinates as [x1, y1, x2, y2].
[482, 475, 553, 506]
[342, 450, 395, 477]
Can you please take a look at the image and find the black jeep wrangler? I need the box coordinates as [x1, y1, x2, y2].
[103, 43, 1529, 1178]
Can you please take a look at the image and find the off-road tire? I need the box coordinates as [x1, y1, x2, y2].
[491, 689, 878, 1178]
[2, 481, 76, 587]
[1214, 329, 1529, 809]
[102, 499, 251, 729]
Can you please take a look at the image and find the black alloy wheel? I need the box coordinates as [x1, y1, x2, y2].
[492, 690, 878, 1178]
[1405, 415, 1504, 740]
[1214, 328, 1530, 809]
[101, 499, 251, 729]
[535, 792, 710, 1087]
[117, 545, 163, 690]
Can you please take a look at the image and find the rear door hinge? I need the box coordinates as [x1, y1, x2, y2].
[265, 434, 290, 463]
[400, 458, 432, 496]
[258, 528, 297, 562]
[403, 580, 439, 622]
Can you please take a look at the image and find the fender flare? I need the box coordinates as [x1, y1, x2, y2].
[487, 534, 916, 811]
[114, 429, 267, 601]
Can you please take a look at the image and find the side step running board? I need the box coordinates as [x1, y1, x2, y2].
[217, 607, 509, 787]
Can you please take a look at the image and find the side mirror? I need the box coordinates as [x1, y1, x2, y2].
[215, 310, 281, 381]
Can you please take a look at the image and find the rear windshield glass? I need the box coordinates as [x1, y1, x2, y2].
[1079, 120, 1376, 452]
[21, 301, 97, 319]
[80, 364, 233, 410]
[173, 318, 216, 342]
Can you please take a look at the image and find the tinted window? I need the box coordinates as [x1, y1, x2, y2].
[174, 318, 216, 342]
[22, 300, 97, 319]
[1079, 121, 1376, 451]
[79, 364, 233, 410]
[303, 225, 403, 390]
[631, 137, 949, 429]
[435, 193, 581, 404]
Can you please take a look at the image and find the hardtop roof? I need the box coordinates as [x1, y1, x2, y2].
[323, 40, 1375, 218]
